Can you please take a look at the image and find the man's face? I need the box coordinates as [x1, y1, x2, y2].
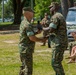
[29, 12, 34, 19]
[23, 11, 34, 20]
[50, 6, 55, 14]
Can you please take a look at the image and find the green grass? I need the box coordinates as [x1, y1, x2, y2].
[0, 33, 76, 75]
[0, 22, 13, 26]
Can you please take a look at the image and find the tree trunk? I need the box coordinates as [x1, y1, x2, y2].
[13, 0, 26, 25]
[13, 0, 21, 24]
[69, 0, 74, 7]
[60, 0, 68, 19]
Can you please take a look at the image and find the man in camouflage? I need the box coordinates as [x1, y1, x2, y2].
[19, 7, 46, 75]
[41, 13, 50, 46]
[43, 2, 68, 75]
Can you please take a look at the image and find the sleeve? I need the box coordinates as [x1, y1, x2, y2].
[50, 17, 59, 29]
[49, 23, 57, 29]
[26, 27, 35, 36]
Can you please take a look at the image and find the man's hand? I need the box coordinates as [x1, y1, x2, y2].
[37, 30, 42, 34]
[29, 35, 47, 42]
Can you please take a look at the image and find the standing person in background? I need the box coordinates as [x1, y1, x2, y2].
[37, 20, 43, 31]
[41, 13, 50, 46]
[19, 7, 47, 75]
[43, 2, 68, 75]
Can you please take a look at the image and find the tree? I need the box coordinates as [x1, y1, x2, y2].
[51, 0, 60, 2]
[0, 0, 35, 24]
[0, 0, 75, 24]
[0, 0, 13, 19]
[12, 0, 26, 24]
[35, 0, 51, 20]
[34, 0, 61, 20]
[60, 0, 68, 19]
[0, 0, 2, 4]
[4, 0, 13, 18]
[12, 0, 35, 24]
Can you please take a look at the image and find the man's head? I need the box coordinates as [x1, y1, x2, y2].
[49, 2, 59, 14]
[22, 7, 34, 21]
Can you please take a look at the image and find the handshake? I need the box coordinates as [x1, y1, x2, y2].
[32, 24, 43, 35]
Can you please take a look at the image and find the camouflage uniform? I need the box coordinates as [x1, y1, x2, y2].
[19, 17, 35, 75]
[49, 12, 68, 75]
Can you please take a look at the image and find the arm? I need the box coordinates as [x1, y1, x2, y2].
[29, 35, 47, 42]
[26, 26, 47, 42]
[43, 23, 57, 33]
[70, 49, 76, 58]
[43, 16, 59, 33]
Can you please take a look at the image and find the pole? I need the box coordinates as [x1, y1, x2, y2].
[2, 0, 4, 22]
[31, 0, 33, 10]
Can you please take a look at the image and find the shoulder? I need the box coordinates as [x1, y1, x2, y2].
[51, 14, 59, 22]
[55, 13, 64, 19]
[20, 19, 30, 28]
[52, 13, 60, 18]
[52, 13, 65, 22]
[20, 20, 31, 32]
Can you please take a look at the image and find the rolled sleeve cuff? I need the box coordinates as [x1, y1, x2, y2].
[27, 32, 34, 36]
[49, 23, 57, 29]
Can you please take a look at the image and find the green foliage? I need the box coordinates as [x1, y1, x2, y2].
[0, 7, 2, 18]
[24, 0, 31, 7]
[34, 0, 60, 19]
[0, 0, 2, 4]
[35, 0, 51, 19]
[0, 1, 2, 18]
[0, 0, 13, 19]
[4, 0, 13, 18]
[0, 22, 12, 26]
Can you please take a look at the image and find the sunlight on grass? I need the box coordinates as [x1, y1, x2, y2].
[0, 33, 76, 75]
[0, 22, 13, 26]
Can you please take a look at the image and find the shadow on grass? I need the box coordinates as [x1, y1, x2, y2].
[0, 22, 19, 30]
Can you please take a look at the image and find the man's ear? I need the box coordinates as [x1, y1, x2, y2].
[22, 10, 25, 15]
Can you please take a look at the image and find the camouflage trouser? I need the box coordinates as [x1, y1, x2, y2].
[51, 45, 65, 75]
[19, 52, 33, 75]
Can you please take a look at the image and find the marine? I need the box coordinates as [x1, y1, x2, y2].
[43, 2, 68, 75]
